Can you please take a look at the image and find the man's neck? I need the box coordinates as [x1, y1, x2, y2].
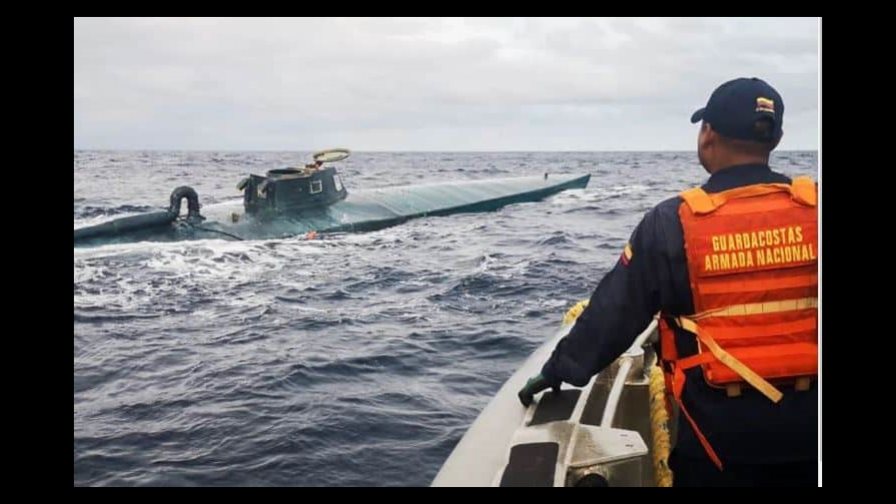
[710, 156, 769, 174]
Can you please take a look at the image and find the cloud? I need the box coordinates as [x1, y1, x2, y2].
[74, 17, 819, 150]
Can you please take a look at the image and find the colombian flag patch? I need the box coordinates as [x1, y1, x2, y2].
[621, 243, 633, 266]
[755, 97, 775, 114]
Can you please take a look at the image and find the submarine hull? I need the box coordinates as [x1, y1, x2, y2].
[74, 174, 590, 247]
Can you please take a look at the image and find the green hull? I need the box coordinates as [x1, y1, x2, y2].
[74, 174, 590, 247]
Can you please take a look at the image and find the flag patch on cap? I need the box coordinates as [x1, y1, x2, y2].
[755, 97, 775, 114]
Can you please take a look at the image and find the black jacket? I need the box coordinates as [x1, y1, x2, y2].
[541, 163, 817, 464]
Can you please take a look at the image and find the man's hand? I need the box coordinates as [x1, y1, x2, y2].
[517, 373, 561, 407]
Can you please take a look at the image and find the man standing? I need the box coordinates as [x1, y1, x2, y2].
[519, 77, 818, 487]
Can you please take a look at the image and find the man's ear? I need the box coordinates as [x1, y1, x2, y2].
[700, 122, 716, 152]
[769, 130, 783, 151]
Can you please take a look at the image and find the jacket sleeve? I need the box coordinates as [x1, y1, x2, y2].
[541, 208, 664, 386]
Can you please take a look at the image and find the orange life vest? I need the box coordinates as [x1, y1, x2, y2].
[659, 176, 818, 470]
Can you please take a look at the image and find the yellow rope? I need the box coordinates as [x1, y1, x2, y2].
[648, 365, 674, 487]
[562, 299, 590, 325]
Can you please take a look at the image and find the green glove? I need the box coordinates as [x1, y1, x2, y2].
[518, 373, 561, 407]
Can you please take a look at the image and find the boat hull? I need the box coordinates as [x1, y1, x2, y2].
[74, 174, 590, 247]
[432, 313, 666, 487]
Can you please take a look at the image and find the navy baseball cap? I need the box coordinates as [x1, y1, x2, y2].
[690, 77, 784, 143]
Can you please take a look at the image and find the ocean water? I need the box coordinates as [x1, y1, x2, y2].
[73, 150, 818, 486]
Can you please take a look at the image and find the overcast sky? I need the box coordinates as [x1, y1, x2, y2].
[74, 17, 819, 151]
